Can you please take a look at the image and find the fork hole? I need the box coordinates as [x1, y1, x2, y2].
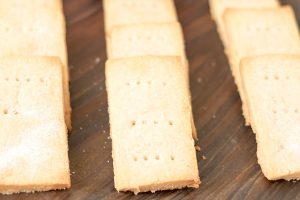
[131, 121, 136, 126]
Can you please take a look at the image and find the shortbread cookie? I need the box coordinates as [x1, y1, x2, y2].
[103, 0, 177, 34]
[209, 0, 279, 46]
[0, 56, 70, 194]
[224, 6, 300, 125]
[241, 54, 300, 180]
[0, 0, 71, 130]
[106, 56, 200, 194]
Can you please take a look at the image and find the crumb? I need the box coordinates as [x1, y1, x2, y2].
[102, 130, 106, 133]
[98, 108, 102, 112]
[89, 65, 95, 70]
[202, 155, 207, 160]
[211, 61, 216, 67]
[212, 114, 216, 119]
[95, 57, 101, 64]
[292, 180, 297, 183]
[82, 149, 86, 153]
[104, 141, 107, 144]
[107, 136, 111, 140]
[103, 146, 106, 149]
[197, 77, 202, 83]
[79, 127, 83, 130]
[85, 114, 89, 117]
[72, 171, 76, 175]
[107, 160, 110, 163]
[195, 145, 201, 151]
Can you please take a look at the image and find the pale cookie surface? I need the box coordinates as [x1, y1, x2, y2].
[0, 0, 71, 130]
[0, 56, 70, 194]
[209, 0, 279, 46]
[109, 22, 186, 61]
[241, 54, 300, 181]
[103, 0, 177, 34]
[106, 56, 200, 194]
[224, 6, 300, 125]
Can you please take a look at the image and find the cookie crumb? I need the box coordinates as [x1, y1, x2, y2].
[211, 61, 216, 67]
[202, 155, 207, 160]
[95, 57, 101, 63]
[195, 145, 201, 151]
[197, 77, 202, 83]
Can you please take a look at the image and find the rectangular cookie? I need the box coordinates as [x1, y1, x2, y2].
[103, 0, 177, 34]
[109, 22, 197, 139]
[0, 56, 70, 194]
[0, 0, 71, 130]
[240, 54, 300, 180]
[223, 6, 300, 125]
[209, 0, 279, 46]
[106, 56, 200, 194]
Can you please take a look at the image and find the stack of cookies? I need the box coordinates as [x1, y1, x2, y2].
[210, 0, 300, 181]
[0, 0, 70, 194]
[103, 0, 200, 194]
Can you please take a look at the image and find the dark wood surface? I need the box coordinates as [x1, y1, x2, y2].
[3, 0, 300, 199]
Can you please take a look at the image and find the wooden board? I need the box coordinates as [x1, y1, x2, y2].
[3, 0, 300, 199]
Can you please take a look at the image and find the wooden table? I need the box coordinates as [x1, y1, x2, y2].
[3, 0, 300, 199]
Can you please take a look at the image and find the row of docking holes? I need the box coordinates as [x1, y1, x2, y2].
[3, 77, 46, 83]
[131, 120, 173, 127]
[126, 81, 167, 86]
[247, 26, 282, 33]
[273, 109, 299, 114]
[133, 155, 175, 162]
[4, 27, 34, 33]
[127, 35, 168, 42]
[264, 75, 300, 80]
[2, 109, 18, 115]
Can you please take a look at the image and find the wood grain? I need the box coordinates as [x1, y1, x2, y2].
[2, 0, 300, 199]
